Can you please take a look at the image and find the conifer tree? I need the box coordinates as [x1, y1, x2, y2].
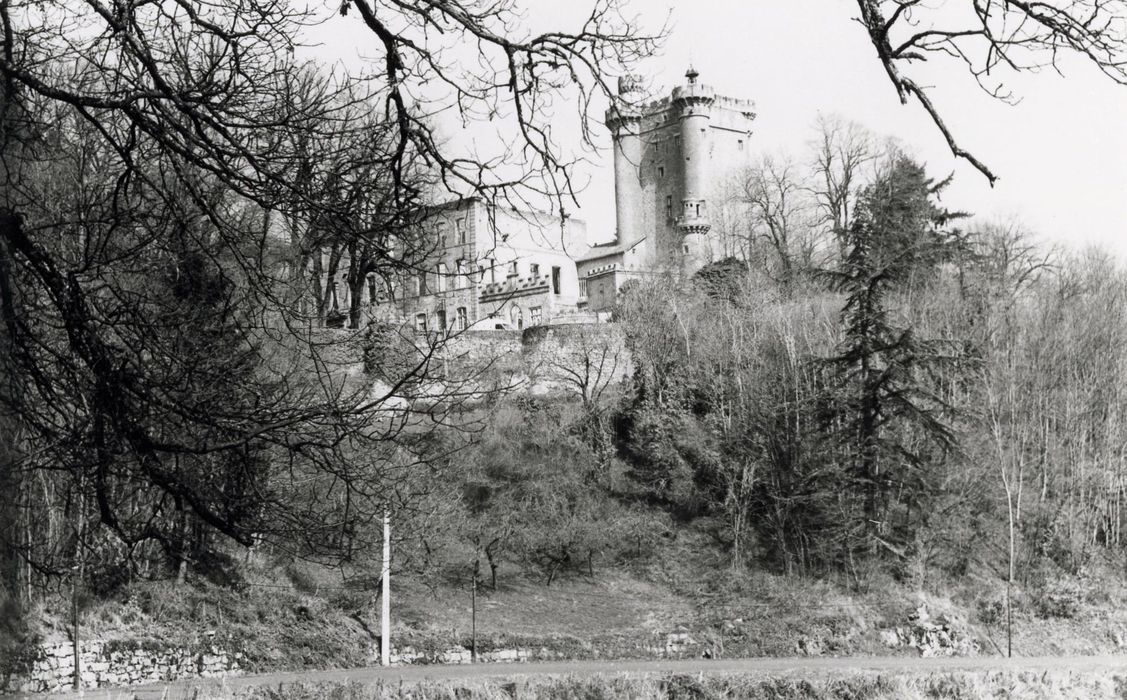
[824, 156, 968, 560]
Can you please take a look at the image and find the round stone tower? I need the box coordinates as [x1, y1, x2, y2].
[672, 65, 714, 277]
[606, 74, 644, 248]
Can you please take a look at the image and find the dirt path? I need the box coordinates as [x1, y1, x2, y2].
[21, 654, 1127, 699]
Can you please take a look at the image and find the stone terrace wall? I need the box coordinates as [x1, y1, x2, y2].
[521, 323, 632, 395]
[3, 640, 241, 694]
[399, 324, 631, 399]
[295, 323, 632, 403]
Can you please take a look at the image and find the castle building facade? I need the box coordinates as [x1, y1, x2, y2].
[327, 68, 756, 327]
[326, 197, 590, 331]
[578, 67, 757, 311]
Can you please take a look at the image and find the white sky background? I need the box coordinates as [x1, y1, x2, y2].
[306, 0, 1127, 258]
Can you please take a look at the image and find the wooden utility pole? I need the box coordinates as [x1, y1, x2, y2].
[71, 479, 85, 691]
[380, 509, 390, 666]
[470, 562, 478, 663]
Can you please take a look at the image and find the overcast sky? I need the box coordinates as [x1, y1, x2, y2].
[314, 1, 1127, 258]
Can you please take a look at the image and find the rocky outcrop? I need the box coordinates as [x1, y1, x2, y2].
[879, 605, 979, 657]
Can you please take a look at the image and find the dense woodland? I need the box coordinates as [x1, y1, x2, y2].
[440, 143, 1127, 605]
[4, 0, 1127, 676]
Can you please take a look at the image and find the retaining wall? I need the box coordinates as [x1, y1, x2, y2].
[4, 639, 241, 694]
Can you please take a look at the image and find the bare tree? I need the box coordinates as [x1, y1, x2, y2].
[0, 0, 659, 596]
[738, 155, 820, 292]
[538, 325, 626, 482]
[810, 115, 880, 267]
[854, 0, 1127, 183]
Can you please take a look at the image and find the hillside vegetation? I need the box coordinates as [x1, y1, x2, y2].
[9, 154, 1127, 680]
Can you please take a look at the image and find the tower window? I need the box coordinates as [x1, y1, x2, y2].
[657, 165, 665, 178]
[738, 138, 745, 151]
[665, 195, 673, 221]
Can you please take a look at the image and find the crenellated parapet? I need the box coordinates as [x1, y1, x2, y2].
[671, 66, 716, 115]
[479, 273, 551, 302]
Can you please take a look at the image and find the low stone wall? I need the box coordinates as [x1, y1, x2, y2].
[385, 630, 705, 667]
[4, 640, 241, 694]
[5, 630, 721, 694]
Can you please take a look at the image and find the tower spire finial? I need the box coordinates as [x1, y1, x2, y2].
[685, 63, 699, 84]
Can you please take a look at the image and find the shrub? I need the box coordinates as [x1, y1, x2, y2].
[1034, 576, 1088, 619]
[975, 598, 1005, 625]
[0, 592, 40, 680]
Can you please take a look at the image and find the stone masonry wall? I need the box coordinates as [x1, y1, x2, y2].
[439, 324, 631, 398]
[4, 640, 241, 695]
[521, 323, 632, 395]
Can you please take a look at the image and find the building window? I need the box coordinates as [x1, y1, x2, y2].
[551, 266, 561, 295]
[367, 275, 378, 305]
[456, 306, 467, 331]
[509, 305, 523, 330]
[579, 278, 588, 297]
[436, 220, 448, 249]
[508, 261, 518, 277]
[455, 259, 467, 289]
[665, 195, 673, 222]
[488, 259, 496, 284]
[415, 313, 427, 332]
[456, 218, 467, 245]
[416, 270, 429, 297]
[738, 138, 744, 151]
[435, 309, 447, 331]
[530, 263, 540, 277]
[437, 263, 447, 293]
[657, 165, 665, 179]
[529, 306, 543, 326]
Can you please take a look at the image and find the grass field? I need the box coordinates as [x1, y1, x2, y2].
[161, 669, 1127, 700]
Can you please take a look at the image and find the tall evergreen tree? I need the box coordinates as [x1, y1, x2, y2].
[824, 156, 968, 561]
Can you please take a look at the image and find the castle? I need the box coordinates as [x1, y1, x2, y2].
[578, 67, 756, 312]
[327, 67, 755, 330]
